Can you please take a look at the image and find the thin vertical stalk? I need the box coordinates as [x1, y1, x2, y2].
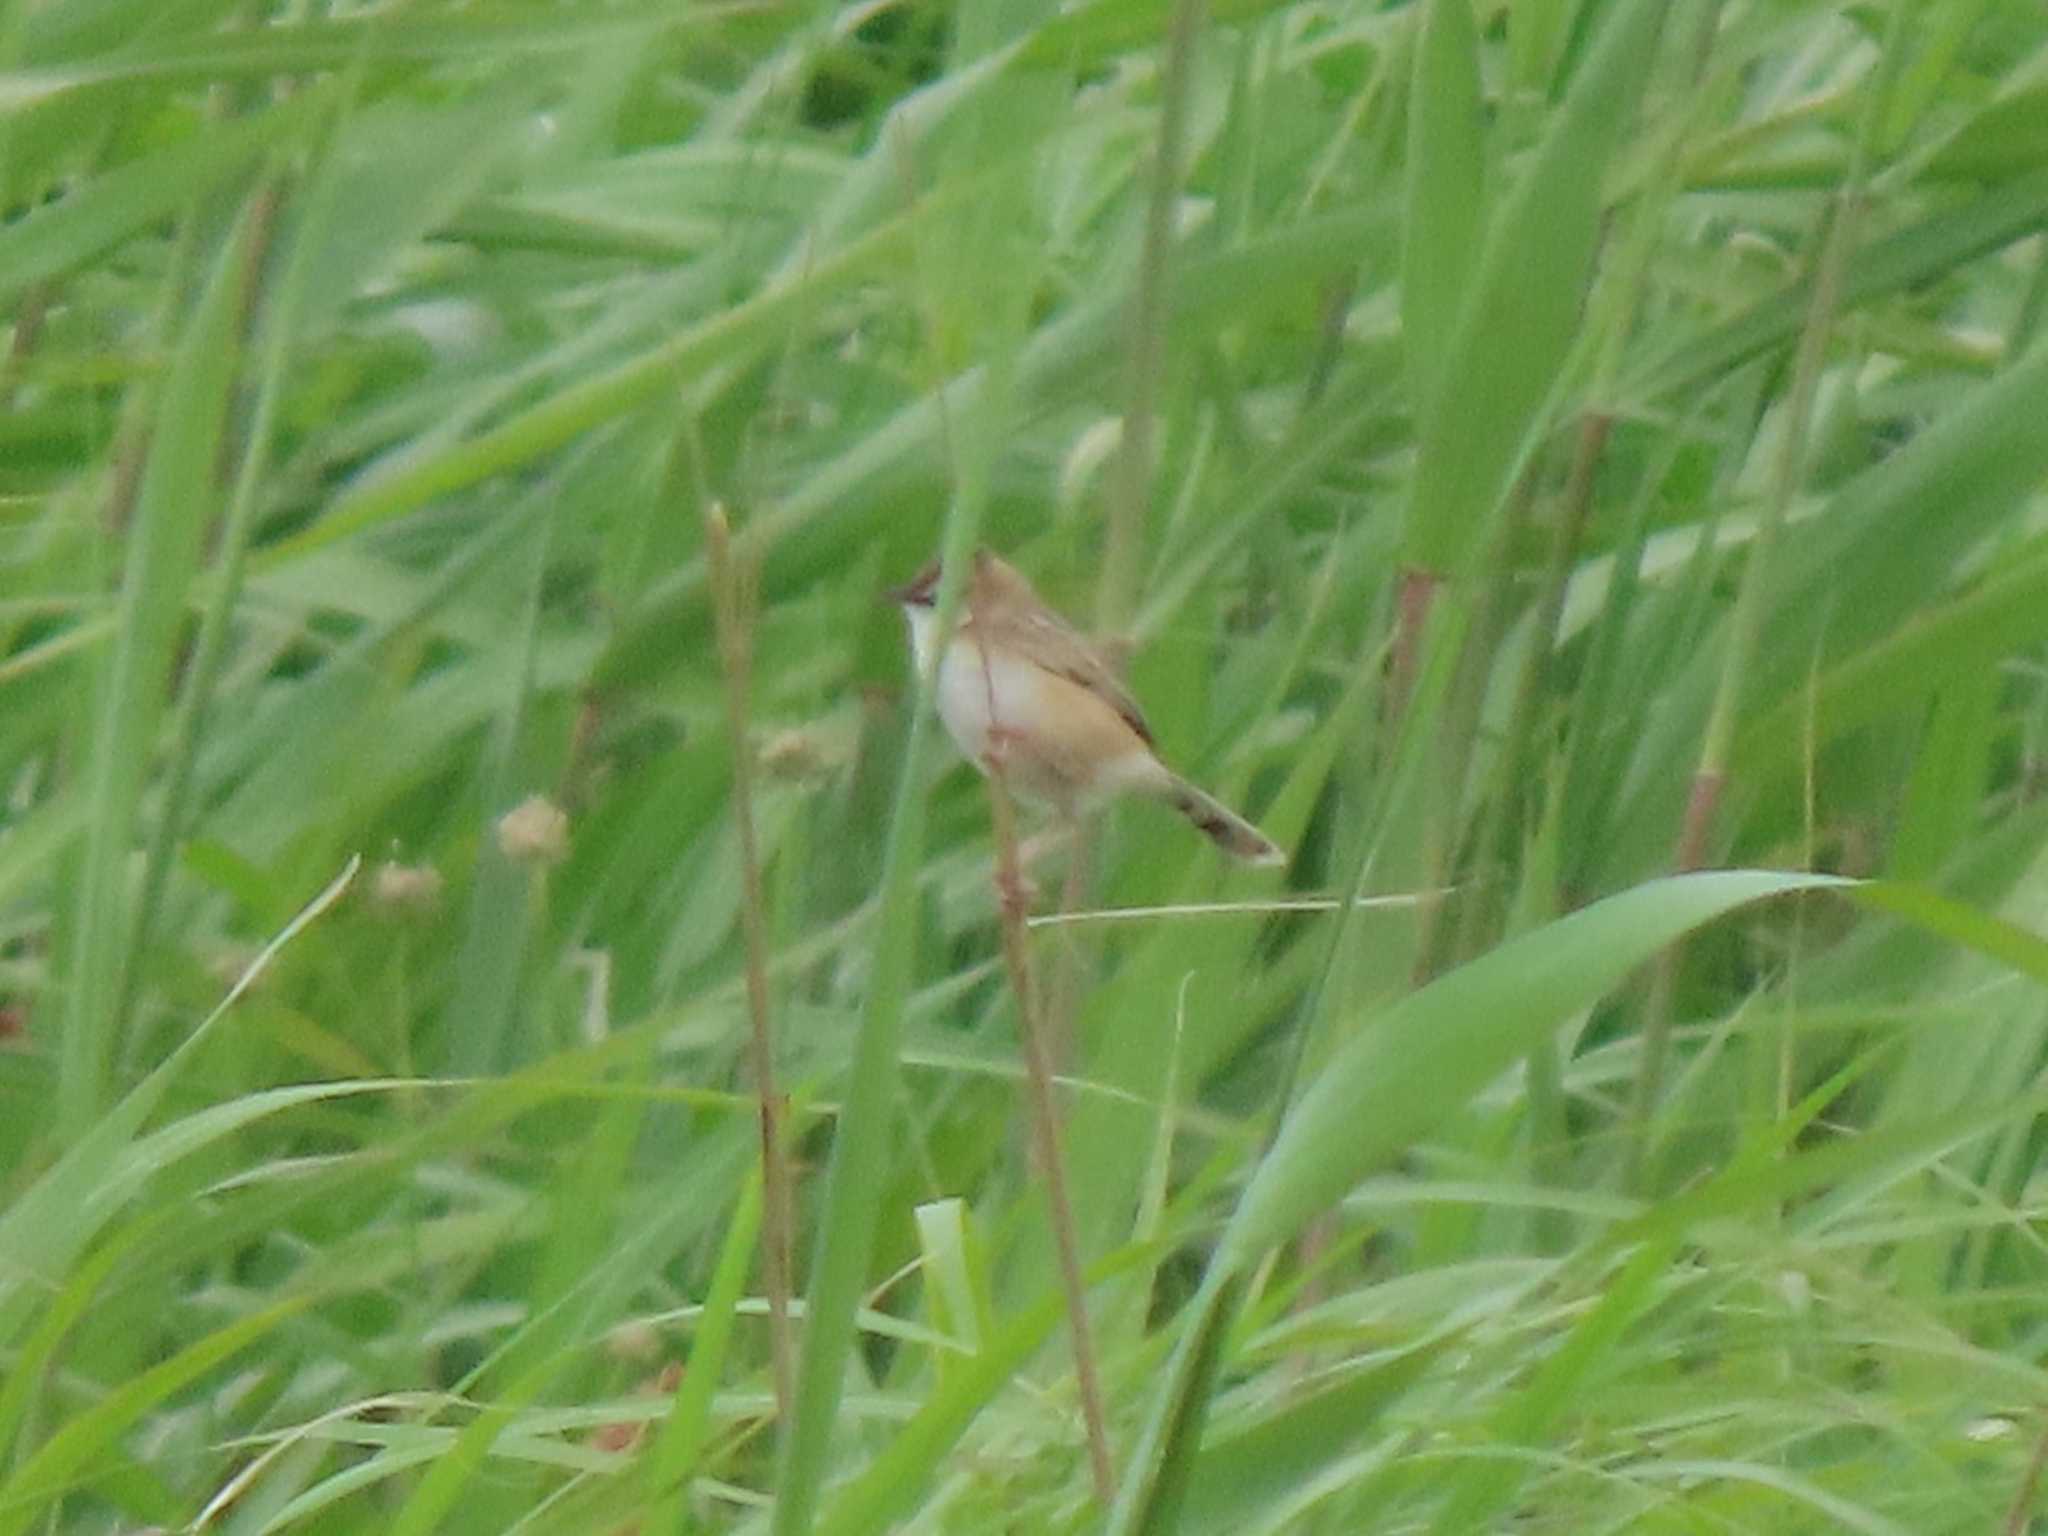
[1479, 0, 1728, 950]
[2003, 1413, 2048, 1536]
[1385, 566, 1441, 744]
[774, 90, 1028, 1530]
[0, 281, 53, 410]
[775, 587, 944, 1536]
[1413, 470, 1536, 980]
[775, 181, 992, 1536]
[983, 760, 1116, 1504]
[2012, 237, 2048, 357]
[57, 196, 258, 1133]
[1454, 408, 1611, 969]
[1630, 0, 1907, 1187]
[704, 503, 796, 1431]
[645, 1172, 763, 1536]
[1273, 599, 1469, 1125]
[1100, 0, 1207, 637]
[1083, 0, 1205, 1084]
[121, 162, 294, 1037]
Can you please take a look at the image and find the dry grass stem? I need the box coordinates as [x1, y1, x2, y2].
[981, 752, 1116, 1504]
[704, 501, 797, 1430]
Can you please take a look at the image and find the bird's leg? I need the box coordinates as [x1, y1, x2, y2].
[995, 861, 1039, 916]
[982, 722, 1025, 774]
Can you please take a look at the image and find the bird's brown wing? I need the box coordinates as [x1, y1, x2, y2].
[1009, 607, 1156, 749]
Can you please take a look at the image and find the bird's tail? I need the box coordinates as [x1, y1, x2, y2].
[1160, 775, 1285, 866]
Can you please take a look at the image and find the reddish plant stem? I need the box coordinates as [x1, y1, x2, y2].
[983, 751, 1116, 1504]
[0, 281, 55, 410]
[2004, 1412, 2048, 1536]
[703, 504, 797, 1430]
[1387, 564, 1441, 739]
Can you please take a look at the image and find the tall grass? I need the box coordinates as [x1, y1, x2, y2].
[5, 1, 2048, 1533]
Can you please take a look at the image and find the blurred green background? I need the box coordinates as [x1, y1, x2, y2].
[5, 0, 2048, 1531]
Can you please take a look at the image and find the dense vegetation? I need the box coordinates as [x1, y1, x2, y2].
[4, 0, 2048, 1531]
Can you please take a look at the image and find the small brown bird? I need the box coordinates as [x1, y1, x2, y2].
[890, 549, 1284, 865]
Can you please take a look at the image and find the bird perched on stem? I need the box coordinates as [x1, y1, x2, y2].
[889, 549, 1284, 866]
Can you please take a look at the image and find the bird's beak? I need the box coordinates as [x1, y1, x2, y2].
[885, 559, 942, 609]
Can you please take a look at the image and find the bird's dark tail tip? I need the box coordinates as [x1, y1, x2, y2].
[1165, 778, 1285, 866]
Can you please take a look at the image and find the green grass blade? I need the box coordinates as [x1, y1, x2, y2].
[0, 93, 322, 309]
[52, 197, 263, 1130]
[1401, 0, 1484, 407]
[0, 1294, 315, 1536]
[1423, 1236, 1678, 1534]
[0, 857, 358, 1347]
[1635, 164, 2048, 401]
[1223, 870, 1846, 1268]
[1615, 330, 2048, 872]
[642, 1171, 763, 1530]
[1403, 0, 1671, 576]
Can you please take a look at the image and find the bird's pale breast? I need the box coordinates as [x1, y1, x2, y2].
[907, 612, 1153, 809]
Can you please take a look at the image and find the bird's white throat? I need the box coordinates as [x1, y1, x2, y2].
[901, 604, 1046, 773]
